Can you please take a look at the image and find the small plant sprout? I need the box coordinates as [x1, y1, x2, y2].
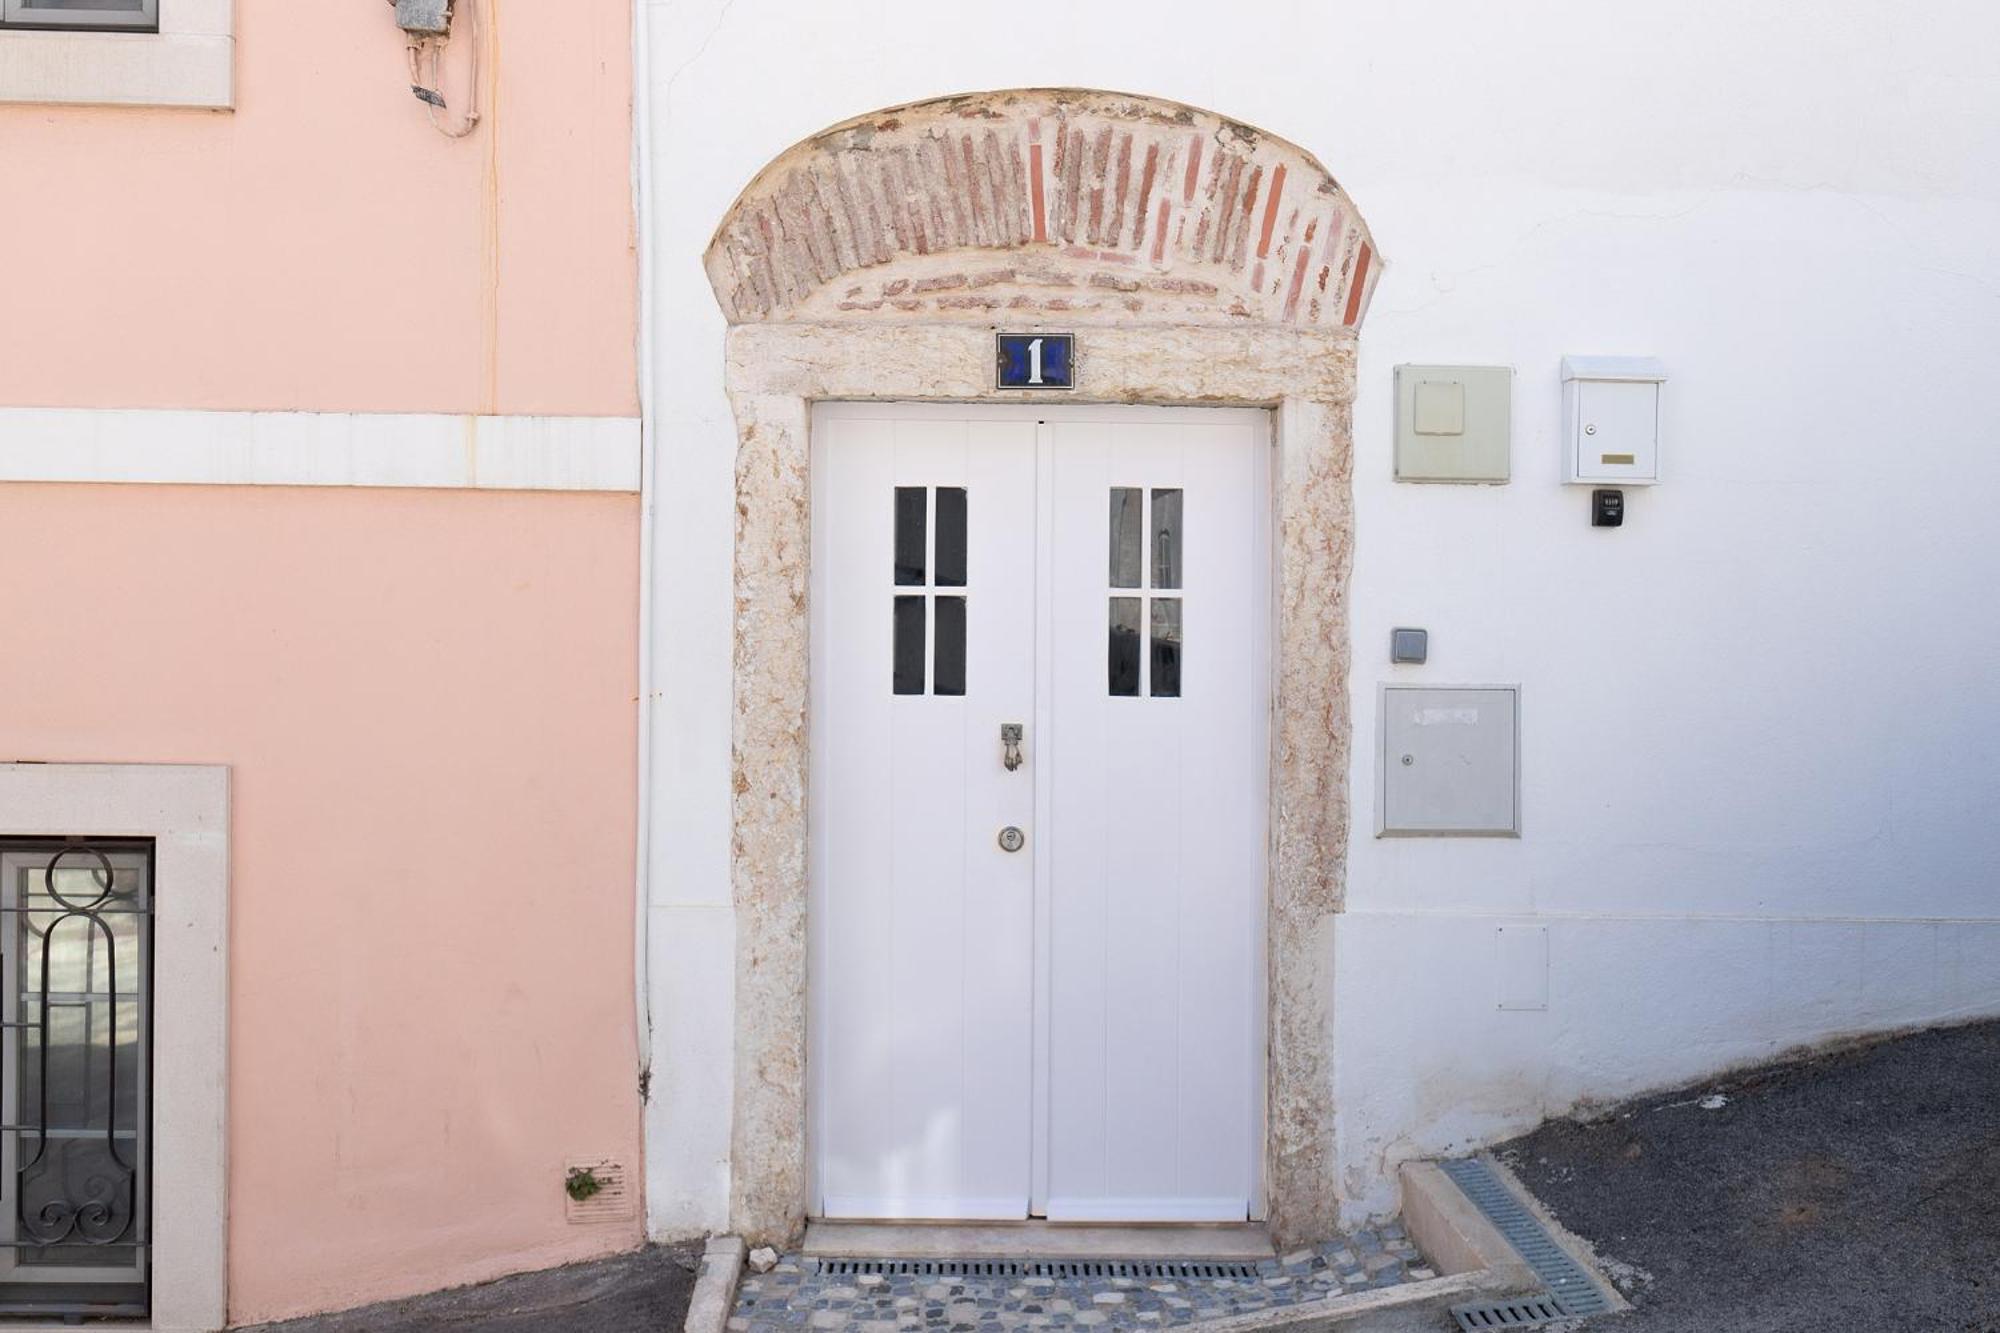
[565, 1165, 606, 1203]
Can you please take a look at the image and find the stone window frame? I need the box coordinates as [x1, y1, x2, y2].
[0, 0, 231, 109]
[0, 763, 229, 1332]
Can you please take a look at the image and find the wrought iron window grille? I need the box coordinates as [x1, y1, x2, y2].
[0, 838, 153, 1321]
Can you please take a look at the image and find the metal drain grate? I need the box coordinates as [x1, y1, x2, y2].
[1451, 1294, 1569, 1329]
[812, 1258, 1264, 1280]
[1440, 1158, 1610, 1317]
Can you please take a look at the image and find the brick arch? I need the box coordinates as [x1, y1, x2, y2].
[705, 88, 1380, 329]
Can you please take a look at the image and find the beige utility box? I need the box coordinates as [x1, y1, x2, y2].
[1393, 365, 1512, 483]
[1378, 685, 1520, 836]
[1562, 355, 1666, 485]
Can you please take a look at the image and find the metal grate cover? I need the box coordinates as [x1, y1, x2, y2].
[1440, 1158, 1610, 1317]
[1452, 1294, 1569, 1329]
[813, 1258, 1264, 1280]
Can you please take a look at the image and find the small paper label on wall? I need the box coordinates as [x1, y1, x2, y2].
[1414, 707, 1481, 726]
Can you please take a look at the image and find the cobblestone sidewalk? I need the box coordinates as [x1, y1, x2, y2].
[730, 1228, 1430, 1333]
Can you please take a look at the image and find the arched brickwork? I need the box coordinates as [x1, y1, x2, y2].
[705, 89, 1379, 329]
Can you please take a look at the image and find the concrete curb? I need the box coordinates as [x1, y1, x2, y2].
[1399, 1161, 1540, 1294]
[1179, 1270, 1501, 1332]
[1169, 1162, 1546, 1333]
[682, 1235, 747, 1333]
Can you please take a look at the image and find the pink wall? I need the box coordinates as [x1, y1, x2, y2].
[0, 0, 636, 417]
[0, 483, 642, 1323]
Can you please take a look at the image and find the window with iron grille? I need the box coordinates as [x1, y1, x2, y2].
[0, 0, 158, 31]
[0, 841, 152, 1321]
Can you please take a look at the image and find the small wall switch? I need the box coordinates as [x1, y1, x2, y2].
[1394, 365, 1511, 483]
[1390, 628, 1429, 664]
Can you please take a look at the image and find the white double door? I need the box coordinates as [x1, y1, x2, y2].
[810, 403, 1270, 1223]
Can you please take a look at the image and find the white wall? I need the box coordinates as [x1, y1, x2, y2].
[641, 0, 2000, 1235]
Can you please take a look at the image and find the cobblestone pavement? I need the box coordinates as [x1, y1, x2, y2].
[730, 1228, 1430, 1333]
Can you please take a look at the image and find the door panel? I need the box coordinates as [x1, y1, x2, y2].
[1043, 416, 1268, 1221]
[813, 411, 1036, 1219]
[811, 404, 1267, 1223]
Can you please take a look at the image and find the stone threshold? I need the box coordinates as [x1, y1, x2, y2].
[802, 1222, 1278, 1262]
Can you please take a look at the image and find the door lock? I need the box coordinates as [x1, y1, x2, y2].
[997, 826, 1026, 853]
[1000, 723, 1024, 772]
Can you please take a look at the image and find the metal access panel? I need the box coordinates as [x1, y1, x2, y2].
[1379, 685, 1519, 835]
[1394, 365, 1512, 483]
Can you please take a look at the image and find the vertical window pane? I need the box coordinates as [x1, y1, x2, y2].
[892, 595, 925, 694]
[5, 0, 156, 29]
[1108, 488, 1143, 588]
[894, 487, 927, 586]
[1151, 597, 1182, 697]
[934, 596, 966, 696]
[1108, 596, 1143, 696]
[1151, 488, 1183, 590]
[2, 844, 151, 1310]
[935, 488, 967, 588]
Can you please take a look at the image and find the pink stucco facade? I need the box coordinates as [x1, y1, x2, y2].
[0, 485, 645, 1322]
[0, 1, 643, 1323]
[0, 0, 637, 416]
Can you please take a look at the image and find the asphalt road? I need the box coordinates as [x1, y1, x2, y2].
[1500, 1019, 2000, 1332]
[240, 1242, 701, 1333]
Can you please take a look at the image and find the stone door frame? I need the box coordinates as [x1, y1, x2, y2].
[705, 90, 1379, 1248]
[722, 322, 1356, 1247]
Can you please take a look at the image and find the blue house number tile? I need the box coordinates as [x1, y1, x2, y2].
[997, 333, 1074, 389]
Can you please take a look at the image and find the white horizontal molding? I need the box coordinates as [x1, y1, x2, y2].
[0, 407, 643, 493]
[0, 0, 231, 108]
[157, 0, 231, 37]
[0, 31, 232, 110]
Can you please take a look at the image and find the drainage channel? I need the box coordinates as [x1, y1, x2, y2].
[812, 1258, 1266, 1280]
[736, 1228, 1427, 1333]
[1451, 1294, 1570, 1329]
[1441, 1157, 1612, 1330]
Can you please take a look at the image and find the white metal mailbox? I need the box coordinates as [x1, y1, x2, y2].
[1378, 684, 1520, 836]
[1562, 355, 1666, 485]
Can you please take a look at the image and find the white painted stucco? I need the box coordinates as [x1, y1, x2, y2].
[639, 0, 2000, 1236]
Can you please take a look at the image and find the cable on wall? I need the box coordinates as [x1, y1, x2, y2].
[391, 0, 482, 138]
